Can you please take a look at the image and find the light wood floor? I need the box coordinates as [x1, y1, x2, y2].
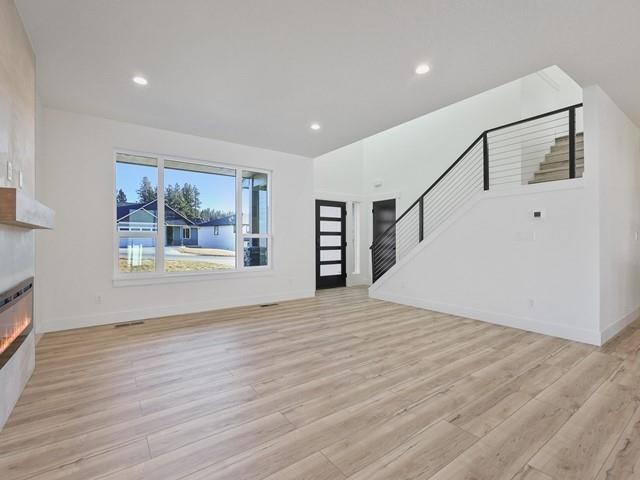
[1, 287, 640, 480]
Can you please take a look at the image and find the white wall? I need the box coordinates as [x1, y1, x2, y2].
[586, 86, 640, 342]
[369, 85, 640, 346]
[198, 225, 235, 251]
[520, 66, 584, 119]
[36, 108, 315, 332]
[361, 80, 522, 211]
[370, 181, 601, 344]
[315, 66, 583, 287]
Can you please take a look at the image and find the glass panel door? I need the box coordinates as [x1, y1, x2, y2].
[316, 200, 346, 289]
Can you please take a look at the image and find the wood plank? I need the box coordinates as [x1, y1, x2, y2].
[263, 453, 345, 480]
[510, 465, 553, 480]
[529, 392, 640, 480]
[323, 374, 504, 476]
[344, 421, 477, 480]
[98, 413, 294, 480]
[594, 401, 640, 479]
[429, 399, 571, 480]
[535, 351, 620, 412]
[24, 440, 149, 480]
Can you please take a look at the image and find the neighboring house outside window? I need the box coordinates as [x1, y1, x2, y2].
[115, 152, 271, 277]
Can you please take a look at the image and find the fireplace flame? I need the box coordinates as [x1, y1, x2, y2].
[1, 315, 31, 355]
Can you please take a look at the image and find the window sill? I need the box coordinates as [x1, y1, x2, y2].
[113, 266, 273, 287]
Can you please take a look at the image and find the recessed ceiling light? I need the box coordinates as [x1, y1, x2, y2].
[415, 63, 431, 75]
[310, 122, 321, 131]
[133, 76, 148, 86]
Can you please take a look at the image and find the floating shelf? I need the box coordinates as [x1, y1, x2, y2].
[0, 188, 54, 230]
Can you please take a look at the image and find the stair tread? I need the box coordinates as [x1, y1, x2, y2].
[554, 132, 584, 142]
[529, 171, 584, 184]
[535, 164, 584, 176]
[541, 157, 584, 165]
[546, 145, 584, 156]
[540, 159, 584, 169]
[549, 144, 584, 154]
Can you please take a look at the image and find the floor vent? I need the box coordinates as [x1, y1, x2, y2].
[114, 320, 145, 328]
[260, 303, 279, 308]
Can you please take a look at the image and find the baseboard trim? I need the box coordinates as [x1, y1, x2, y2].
[600, 306, 640, 345]
[370, 290, 602, 346]
[39, 289, 316, 333]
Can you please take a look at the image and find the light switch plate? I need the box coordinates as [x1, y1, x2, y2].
[18, 170, 23, 189]
[7, 161, 12, 182]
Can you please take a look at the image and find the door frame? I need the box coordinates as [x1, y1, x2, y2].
[315, 199, 347, 289]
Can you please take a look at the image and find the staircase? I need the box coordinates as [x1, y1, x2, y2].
[529, 132, 584, 184]
[371, 103, 584, 283]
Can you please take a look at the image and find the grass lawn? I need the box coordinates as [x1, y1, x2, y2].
[119, 259, 233, 272]
[177, 246, 235, 257]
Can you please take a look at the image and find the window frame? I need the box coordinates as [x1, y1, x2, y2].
[240, 170, 271, 268]
[113, 149, 272, 285]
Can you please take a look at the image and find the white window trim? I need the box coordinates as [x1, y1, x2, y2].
[113, 149, 272, 285]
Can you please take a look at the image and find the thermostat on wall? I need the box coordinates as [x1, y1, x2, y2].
[533, 210, 544, 219]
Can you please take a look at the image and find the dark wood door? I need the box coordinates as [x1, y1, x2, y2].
[316, 200, 346, 289]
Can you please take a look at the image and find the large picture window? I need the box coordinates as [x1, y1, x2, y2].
[115, 152, 271, 278]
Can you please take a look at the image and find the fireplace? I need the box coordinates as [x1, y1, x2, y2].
[0, 278, 33, 370]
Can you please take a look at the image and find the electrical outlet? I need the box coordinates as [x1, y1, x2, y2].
[94, 295, 102, 305]
[528, 298, 535, 308]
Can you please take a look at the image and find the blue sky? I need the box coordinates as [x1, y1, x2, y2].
[116, 163, 236, 213]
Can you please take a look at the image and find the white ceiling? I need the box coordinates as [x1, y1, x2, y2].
[15, 0, 640, 157]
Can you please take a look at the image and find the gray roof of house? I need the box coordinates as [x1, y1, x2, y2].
[197, 215, 236, 227]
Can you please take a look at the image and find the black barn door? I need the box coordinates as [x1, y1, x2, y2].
[316, 200, 346, 289]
